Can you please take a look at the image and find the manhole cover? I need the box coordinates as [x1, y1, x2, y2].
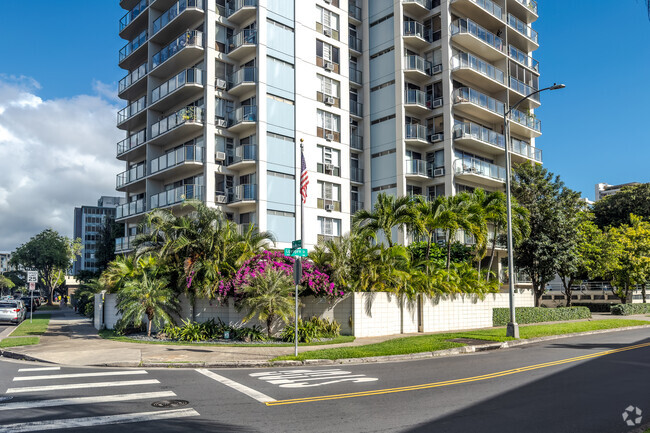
[0, 396, 13, 403]
[152, 399, 189, 408]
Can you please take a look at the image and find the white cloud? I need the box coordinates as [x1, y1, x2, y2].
[0, 77, 124, 251]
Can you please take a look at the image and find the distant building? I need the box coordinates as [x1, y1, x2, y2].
[0, 251, 13, 273]
[72, 196, 125, 275]
[595, 182, 641, 201]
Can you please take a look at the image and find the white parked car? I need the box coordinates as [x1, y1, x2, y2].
[0, 300, 25, 324]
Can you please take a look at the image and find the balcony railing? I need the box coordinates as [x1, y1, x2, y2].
[232, 144, 256, 164]
[350, 101, 363, 117]
[403, 21, 433, 42]
[151, 144, 204, 174]
[349, 1, 362, 21]
[152, 30, 203, 69]
[115, 236, 137, 253]
[120, 0, 148, 32]
[228, 67, 256, 88]
[509, 108, 541, 132]
[509, 76, 539, 101]
[151, 184, 204, 209]
[453, 122, 505, 149]
[507, 13, 538, 44]
[228, 105, 257, 127]
[119, 30, 147, 62]
[117, 129, 147, 156]
[452, 52, 505, 84]
[118, 63, 147, 94]
[404, 55, 433, 76]
[350, 133, 363, 150]
[116, 198, 146, 219]
[227, 29, 257, 53]
[349, 35, 362, 52]
[405, 124, 428, 141]
[151, 68, 204, 103]
[515, 0, 538, 15]
[469, 0, 504, 21]
[451, 18, 504, 53]
[351, 200, 364, 214]
[454, 157, 505, 181]
[116, 164, 146, 188]
[117, 96, 146, 125]
[153, 0, 204, 35]
[406, 159, 431, 177]
[452, 87, 505, 116]
[509, 45, 539, 72]
[404, 89, 429, 107]
[349, 66, 362, 85]
[403, 0, 432, 10]
[511, 138, 542, 162]
[229, 184, 257, 202]
[227, 0, 257, 17]
[350, 167, 364, 183]
[151, 106, 204, 138]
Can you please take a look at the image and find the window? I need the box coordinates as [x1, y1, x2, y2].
[317, 6, 339, 39]
[317, 181, 341, 211]
[317, 74, 340, 98]
[316, 40, 340, 64]
[317, 146, 340, 176]
[317, 110, 340, 132]
[318, 216, 341, 237]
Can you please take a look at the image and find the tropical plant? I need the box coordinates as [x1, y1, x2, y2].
[353, 193, 415, 247]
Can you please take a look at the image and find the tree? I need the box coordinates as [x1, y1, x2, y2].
[607, 215, 650, 304]
[10, 229, 82, 304]
[593, 183, 650, 229]
[0, 275, 15, 296]
[437, 193, 475, 274]
[95, 215, 124, 272]
[557, 212, 596, 306]
[236, 268, 295, 338]
[353, 193, 414, 247]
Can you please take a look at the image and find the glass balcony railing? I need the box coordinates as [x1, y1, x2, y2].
[232, 144, 256, 164]
[509, 108, 541, 132]
[116, 198, 146, 219]
[228, 67, 256, 88]
[153, 0, 204, 35]
[349, 1, 362, 20]
[451, 52, 505, 84]
[403, 21, 433, 42]
[509, 76, 539, 101]
[350, 167, 364, 183]
[350, 101, 363, 117]
[453, 87, 505, 116]
[229, 184, 257, 202]
[227, 0, 257, 17]
[116, 164, 146, 188]
[349, 66, 362, 85]
[511, 137, 542, 162]
[405, 124, 428, 141]
[227, 29, 257, 53]
[454, 157, 505, 181]
[351, 200, 364, 214]
[151, 144, 204, 174]
[349, 35, 362, 52]
[507, 13, 538, 44]
[117, 129, 147, 156]
[152, 30, 203, 69]
[119, 30, 147, 62]
[118, 63, 147, 94]
[350, 133, 363, 150]
[151, 184, 204, 209]
[451, 18, 504, 53]
[509, 45, 539, 72]
[515, 0, 538, 15]
[453, 122, 505, 149]
[469, 0, 504, 20]
[115, 236, 137, 253]
[151, 106, 204, 138]
[404, 89, 429, 107]
[406, 159, 431, 177]
[117, 96, 146, 125]
[151, 68, 204, 103]
[120, 0, 148, 32]
[228, 105, 257, 127]
[403, 0, 432, 10]
[404, 55, 433, 76]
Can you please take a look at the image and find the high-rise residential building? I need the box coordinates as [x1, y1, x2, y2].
[595, 182, 641, 201]
[115, 0, 542, 280]
[0, 251, 13, 273]
[72, 196, 125, 275]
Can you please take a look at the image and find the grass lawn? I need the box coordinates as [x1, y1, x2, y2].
[273, 319, 648, 361]
[11, 314, 51, 336]
[0, 337, 40, 348]
[98, 330, 355, 348]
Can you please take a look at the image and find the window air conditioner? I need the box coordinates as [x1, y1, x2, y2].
[215, 151, 226, 161]
[324, 0, 331, 3]
[324, 200, 335, 211]
[432, 64, 442, 74]
[323, 28, 333, 37]
[432, 98, 443, 108]
[324, 61, 334, 71]
[216, 195, 227, 204]
[216, 118, 228, 127]
[324, 96, 335, 105]
[433, 168, 445, 177]
[325, 133, 334, 141]
[430, 133, 443, 143]
[324, 163, 334, 172]
[216, 79, 227, 89]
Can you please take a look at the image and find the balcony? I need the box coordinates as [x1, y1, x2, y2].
[349, 66, 362, 87]
[228, 67, 256, 97]
[450, 18, 505, 62]
[119, 0, 149, 39]
[115, 236, 137, 254]
[151, 184, 204, 210]
[228, 184, 257, 207]
[151, 0, 205, 44]
[405, 159, 432, 180]
[117, 128, 147, 160]
[226, 0, 257, 25]
[509, 45, 539, 74]
[454, 157, 505, 186]
[507, 13, 538, 52]
[453, 121, 505, 155]
[451, 0, 504, 29]
[119, 30, 148, 70]
[117, 96, 147, 130]
[227, 29, 257, 61]
[116, 164, 146, 191]
[404, 55, 432, 82]
[350, 101, 363, 118]
[452, 87, 505, 123]
[403, 21, 434, 50]
[508, 0, 538, 23]
[350, 133, 363, 151]
[151, 30, 204, 77]
[511, 137, 542, 163]
[350, 168, 364, 184]
[404, 89, 431, 115]
[150, 106, 204, 145]
[509, 76, 540, 108]
[228, 105, 257, 133]
[149, 144, 204, 180]
[351, 200, 364, 214]
[451, 52, 506, 93]
[349, 35, 362, 53]
[404, 124, 429, 147]
[508, 108, 541, 138]
[118, 62, 147, 100]
[229, 144, 257, 169]
[402, 0, 432, 16]
[348, 1, 362, 23]
[150, 68, 204, 111]
[116, 198, 146, 221]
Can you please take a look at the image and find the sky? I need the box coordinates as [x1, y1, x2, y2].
[0, 0, 649, 251]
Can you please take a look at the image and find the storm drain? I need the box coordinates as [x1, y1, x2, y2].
[152, 399, 189, 408]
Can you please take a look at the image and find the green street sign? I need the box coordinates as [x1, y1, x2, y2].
[292, 240, 302, 249]
[284, 248, 308, 257]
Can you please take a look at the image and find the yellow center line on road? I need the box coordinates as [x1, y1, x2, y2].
[266, 341, 650, 406]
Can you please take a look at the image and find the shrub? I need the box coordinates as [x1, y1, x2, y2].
[83, 303, 94, 318]
[178, 319, 207, 342]
[493, 307, 591, 326]
[232, 325, 267, 342]
[610, 303, 650, 316]
[281, 317, 341, 343]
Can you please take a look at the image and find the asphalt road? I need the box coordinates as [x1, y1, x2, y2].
[0, 329, 649, 432]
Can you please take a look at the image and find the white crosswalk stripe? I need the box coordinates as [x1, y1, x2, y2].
[6, 379, 160, 394]
[0, 391, 177, 411]
[16, 367, 60, 372]
[13, 369, 148, 381]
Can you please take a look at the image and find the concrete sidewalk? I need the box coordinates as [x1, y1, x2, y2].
[1, 306, 649, 368]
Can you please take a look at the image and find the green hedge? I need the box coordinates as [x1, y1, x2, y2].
[610, 303, 650, 316]
[493, 307, 591, 326]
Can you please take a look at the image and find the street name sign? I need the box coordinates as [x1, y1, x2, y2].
[292, 240, 302, 249]
[284, 248, 308, 257]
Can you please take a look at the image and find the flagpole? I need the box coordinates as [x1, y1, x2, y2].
[295, 139, 305, 357]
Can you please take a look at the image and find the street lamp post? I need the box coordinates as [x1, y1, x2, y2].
[504, 83, 565, 338]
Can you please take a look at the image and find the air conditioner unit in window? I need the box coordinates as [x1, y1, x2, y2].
[323, 28, 332, 37]
[432, 64, 443, 74]
[215, 151, 226, 161]
[430, 133, 443, 143]
[216, 79, 227, 89]
[324, 96, 335, 105]
[216, 118, 228, 128]
[432, 98, 443, 108]
[325, 133, 334, 141]
[325, 204, 335, 211]
[433, 168, 445, 177]
[216, 195, 227, 204]
[324, 61, 334, 71]
[324, 163, 334, 172]
[324, 0, 331, 3]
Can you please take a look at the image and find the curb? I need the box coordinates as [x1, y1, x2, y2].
[2, 324, 649, 369]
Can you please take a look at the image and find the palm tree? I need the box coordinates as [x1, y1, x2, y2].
[411, 196, 447, 261]
[434, 193, 474, 273]
[236, 268, 295, 338]
[353, 193, 415, 247]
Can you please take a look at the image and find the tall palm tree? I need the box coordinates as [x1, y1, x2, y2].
[353, 193, 415, 247]
[411, 196, 447, 261]
[435, 192, 474, 273]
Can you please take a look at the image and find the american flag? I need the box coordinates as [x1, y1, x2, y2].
[300, 150, 309, 203]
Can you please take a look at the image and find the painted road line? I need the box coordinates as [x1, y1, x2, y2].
[17, 367, 60, 372]
[0, 408, 200, 433]
[250, 369, 379, 388]
[195, 369, 276, 403]
[0, 391, 177, 411]
[6, 379, 160, 394]
[266, 341, 650, 406]
[13, 370, 148, 381]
